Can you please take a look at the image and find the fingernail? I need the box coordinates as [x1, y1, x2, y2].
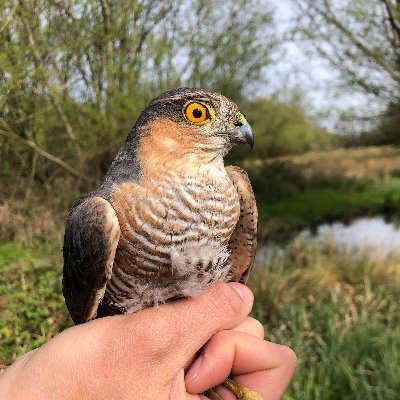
[229, 282, 254, 305]
[185, 354, 204, 383]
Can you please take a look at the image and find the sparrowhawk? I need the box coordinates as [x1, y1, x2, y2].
[63, 88, 259, 399]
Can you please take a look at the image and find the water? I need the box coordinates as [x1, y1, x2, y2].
[256, 216, 400, 264]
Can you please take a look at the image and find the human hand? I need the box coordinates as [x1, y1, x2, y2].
[0, 282, 296, 399]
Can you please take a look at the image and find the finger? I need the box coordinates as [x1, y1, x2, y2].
[235, 364, 296, 400]
[185, 330, 297, 399]
[183, 317, 264, 383]
[109, 282, 254, 363]
[232, 317, 264, 339]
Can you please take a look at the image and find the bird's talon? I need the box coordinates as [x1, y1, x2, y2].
[222, 377, 263, 400]
[204, 388, 223, 400]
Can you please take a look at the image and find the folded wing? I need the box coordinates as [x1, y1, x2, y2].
[62, 196, 120, 324]
[226, 166, 258, 284]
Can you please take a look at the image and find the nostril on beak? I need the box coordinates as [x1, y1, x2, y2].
[234, 121, 243, 127]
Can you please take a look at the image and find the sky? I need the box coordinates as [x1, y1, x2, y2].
[263, 0, 384, 132]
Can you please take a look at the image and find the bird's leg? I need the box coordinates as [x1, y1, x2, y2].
[222, 378, 262, 400]
[204, 389, 223, 400]
[204, 378, 262, 400]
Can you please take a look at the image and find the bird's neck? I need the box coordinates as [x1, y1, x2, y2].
[137, 120, 226, 177]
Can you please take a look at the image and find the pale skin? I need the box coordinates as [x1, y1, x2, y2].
[0, 283, 297, 399]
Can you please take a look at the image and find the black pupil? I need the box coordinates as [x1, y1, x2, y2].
[192, 108, 203, 119]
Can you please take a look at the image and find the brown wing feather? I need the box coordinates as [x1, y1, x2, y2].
[62, 196, 120, 324]
[226, 165, 258, 284]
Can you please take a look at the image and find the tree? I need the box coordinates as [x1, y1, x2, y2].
[0, 0, 277, 202]
[291, 0, 400, 105]
[177, 0, 277, 101]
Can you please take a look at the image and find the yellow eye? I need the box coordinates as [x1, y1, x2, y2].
[183, 102, 209, 124]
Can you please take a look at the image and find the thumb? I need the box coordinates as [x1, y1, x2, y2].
[130, 282, 254, 364]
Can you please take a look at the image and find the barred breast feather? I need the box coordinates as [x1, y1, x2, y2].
[104, 168, 240, 313]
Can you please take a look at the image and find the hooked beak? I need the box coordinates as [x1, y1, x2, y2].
[230, 122, 254, 149]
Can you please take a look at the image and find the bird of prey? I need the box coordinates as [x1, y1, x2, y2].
[62, 88, 259, 400]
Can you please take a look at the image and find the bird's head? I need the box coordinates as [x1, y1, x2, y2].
[132, 88, 253, 172]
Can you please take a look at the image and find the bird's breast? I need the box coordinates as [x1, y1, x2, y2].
[103, 170, 240, 313]
[111, 171, 240, 282]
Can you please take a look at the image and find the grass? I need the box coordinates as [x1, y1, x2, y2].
[1, 240, 399, 399]
[249, 238, 400, 400]
[259, 178, 400, 235]
[0, 241, 71, 368]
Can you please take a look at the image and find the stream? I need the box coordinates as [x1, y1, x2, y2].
[256, 216, 400, 265]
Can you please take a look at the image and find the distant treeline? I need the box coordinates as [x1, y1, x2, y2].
[342, 102, 400, 147]
[228, 98, 339, 162]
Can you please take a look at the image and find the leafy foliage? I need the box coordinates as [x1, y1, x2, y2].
[0, 0, 277, 199]
[363, 102, 400, 145]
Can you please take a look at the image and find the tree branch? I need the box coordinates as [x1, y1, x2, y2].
[0, 4, 18, 34]
[291, 0, 400, 101]
[18, 1, 84, 163]
[99, 0, 114, 102]
[380, 0, 400, 43]
[0, 128, 86, 180]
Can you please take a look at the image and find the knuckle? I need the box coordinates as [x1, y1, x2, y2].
[206, 329, 236, 357]
[209, 282, 241, 320]
[132, 320, 171, 361]
[251, 318, 265, 338]
[279, 345, 298, 371]
[212, 329, 233, 344]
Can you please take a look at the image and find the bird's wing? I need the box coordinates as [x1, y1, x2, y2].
[62, 196, 120, 324]
[226, 166, 258, 284]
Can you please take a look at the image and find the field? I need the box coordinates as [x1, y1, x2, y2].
[0, 240, 399, 398]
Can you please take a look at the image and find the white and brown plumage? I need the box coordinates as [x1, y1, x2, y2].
[62, 88, 259, 399]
